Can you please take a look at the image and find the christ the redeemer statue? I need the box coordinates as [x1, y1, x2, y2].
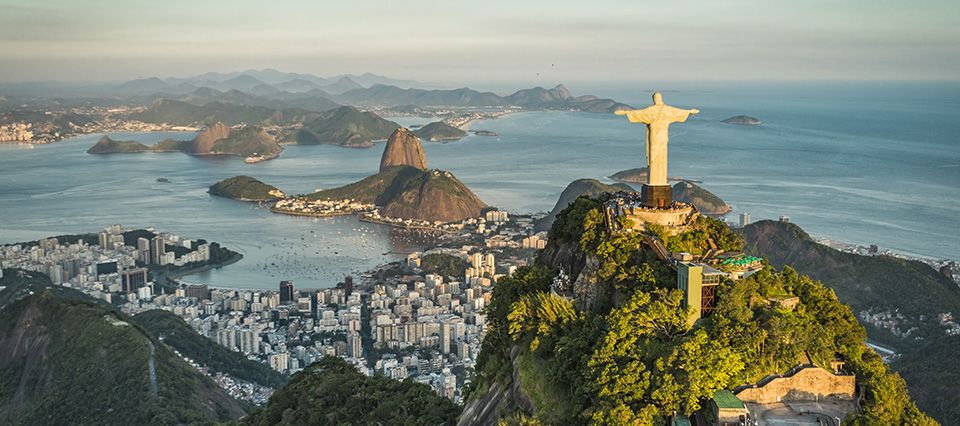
[615, 92, 699, 208]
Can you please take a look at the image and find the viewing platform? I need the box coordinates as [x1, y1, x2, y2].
[603, 191, 699, 235]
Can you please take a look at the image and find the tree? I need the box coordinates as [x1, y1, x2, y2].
[508, 292, 579, 352]
[586, 288, 743, 422]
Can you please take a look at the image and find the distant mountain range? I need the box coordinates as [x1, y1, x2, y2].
[129, 98, 316, 126]
[2, 69, 633, 118]
[125, 83, 630, 132]
[117, 70, 425, 96]
[337, 83, 630, 112]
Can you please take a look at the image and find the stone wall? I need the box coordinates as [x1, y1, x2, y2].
[618, 205, 698, 235]
[735, 366, 855, 404]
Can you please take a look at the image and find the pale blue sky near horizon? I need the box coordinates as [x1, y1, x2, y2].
[1, 0, 958, 84]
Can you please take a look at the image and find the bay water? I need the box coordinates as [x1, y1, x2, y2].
[1, 82, 957, 289]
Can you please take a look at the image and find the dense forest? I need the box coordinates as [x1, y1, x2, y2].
[470, 196, 934, 425]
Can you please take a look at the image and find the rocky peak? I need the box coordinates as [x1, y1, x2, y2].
[192, 122, 231, 154]
[379, 128, 427, 172]
[380, 168, 488, 222]
[551, 84, 573, 100]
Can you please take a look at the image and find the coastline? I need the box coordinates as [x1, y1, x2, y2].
[154, 252, 244, 290]
[813, 236, 958, 283]
[160, 216, 955, 295]
[451, 109, 517, 130]
[3, 125, 200, 146]
[269, 206, 356, 218]
[244, 146, 283, 163]
[357, 214, 454, 233]
[268, 204, 455, 232]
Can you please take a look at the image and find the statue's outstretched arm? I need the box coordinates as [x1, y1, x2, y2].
[689, 109, 700, 114]
[614, 110, 630, 115]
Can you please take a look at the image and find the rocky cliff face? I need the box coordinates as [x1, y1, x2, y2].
[191, 122, 231, 154]
[458, 345, 532, 426]
[380, 169, 487, 222]
[379, 127, 428, 172]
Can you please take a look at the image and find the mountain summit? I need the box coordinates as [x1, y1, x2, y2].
[379, 128, 428, 172]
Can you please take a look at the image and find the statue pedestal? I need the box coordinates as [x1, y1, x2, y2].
[641, 184, 672, 208]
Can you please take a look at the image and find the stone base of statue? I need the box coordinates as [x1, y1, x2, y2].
[641, 184, 672, 208]
[603, 192, 700, 236]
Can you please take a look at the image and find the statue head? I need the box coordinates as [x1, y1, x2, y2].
[652, 92, 664, 105]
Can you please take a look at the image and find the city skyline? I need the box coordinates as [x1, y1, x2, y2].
[2, 0, 959, 83]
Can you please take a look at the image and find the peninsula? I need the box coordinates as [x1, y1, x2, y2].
[272, 127, 487, 226]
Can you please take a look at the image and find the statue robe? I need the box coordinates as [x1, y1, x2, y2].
[621, 105, 694, 186]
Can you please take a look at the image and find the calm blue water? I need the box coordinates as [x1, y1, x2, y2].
[1, 82, 957, 289]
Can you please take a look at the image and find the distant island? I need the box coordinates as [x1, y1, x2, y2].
[209, 175, 285, 201]
[472, 130, 498, 136]
[87, 122, 282, 161]
[413, 121, 467, 142]
[722, 115, 762, 125]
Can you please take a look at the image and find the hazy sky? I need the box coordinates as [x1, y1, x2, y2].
[1, 0, 958, 83]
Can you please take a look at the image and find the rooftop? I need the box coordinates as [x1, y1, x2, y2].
[721, 256, 763, 267]
[713, 389, 746, 410]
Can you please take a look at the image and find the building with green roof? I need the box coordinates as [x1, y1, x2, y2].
[711, 390, 748, 425]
